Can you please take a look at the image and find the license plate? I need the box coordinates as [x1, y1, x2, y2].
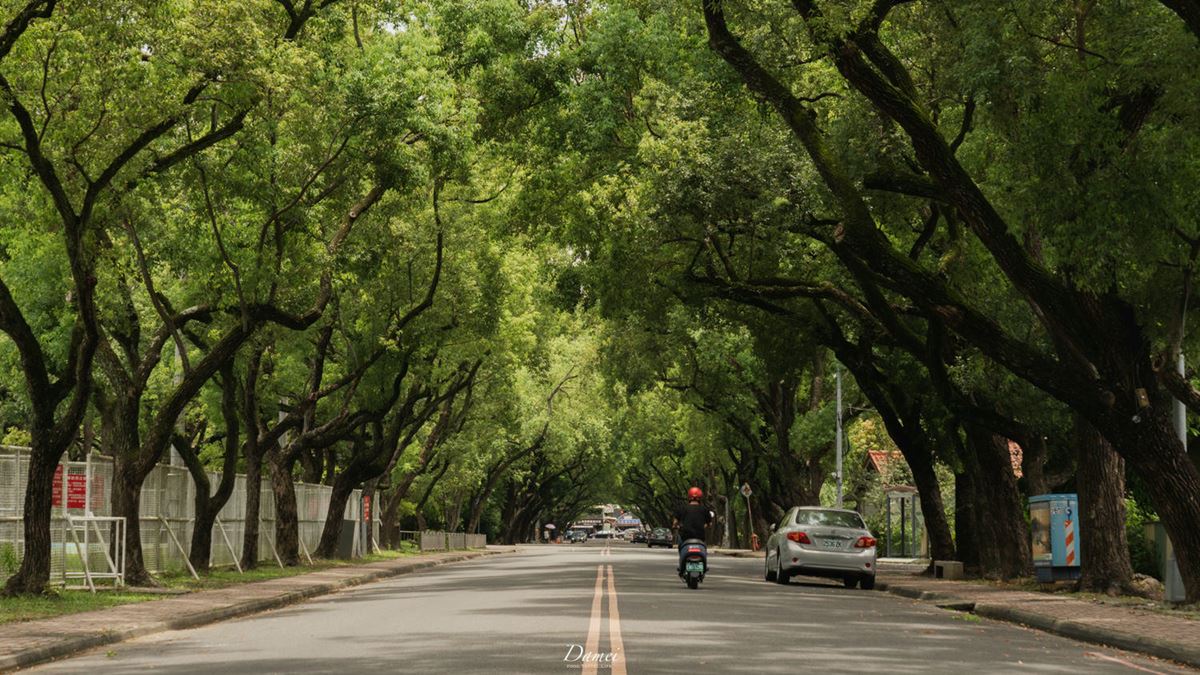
[821, 540, 842, 549]
[686, 561, 704, 572]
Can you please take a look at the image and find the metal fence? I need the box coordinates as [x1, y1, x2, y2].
[414, 530, 487, 552]
[0, 448, 373, 586]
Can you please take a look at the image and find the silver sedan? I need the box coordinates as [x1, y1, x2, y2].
[764, 507, 877, 589]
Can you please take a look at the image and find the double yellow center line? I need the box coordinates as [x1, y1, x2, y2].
[583, 564, 626, 674]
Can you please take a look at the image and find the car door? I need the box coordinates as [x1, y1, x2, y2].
[768, 509, 794, 563]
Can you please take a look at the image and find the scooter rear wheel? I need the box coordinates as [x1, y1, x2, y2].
[687, 576, 700, 589]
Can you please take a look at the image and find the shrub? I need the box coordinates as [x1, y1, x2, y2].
[1125, 498, 1160, 579]
[0, 543, 18, 576]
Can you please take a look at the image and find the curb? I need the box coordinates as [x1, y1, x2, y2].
[709, 549, 764, 559]
[0, 550, 507, 673]
[875, 581, 1200, 670]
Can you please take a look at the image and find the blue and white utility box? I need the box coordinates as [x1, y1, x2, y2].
[1029, 493, 1081, 582]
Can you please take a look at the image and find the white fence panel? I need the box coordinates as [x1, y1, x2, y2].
[0, 449, 377, 586]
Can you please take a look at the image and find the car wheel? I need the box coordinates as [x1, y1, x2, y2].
[860, 575, 876, 590]
[764, 552, 777, 582]
[842, 575, 859, 589]
[775, 550, 791, 585]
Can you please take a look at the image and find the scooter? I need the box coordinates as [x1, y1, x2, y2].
[679, 539, 707, 589]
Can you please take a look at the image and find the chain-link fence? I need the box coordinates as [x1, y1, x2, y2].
[0, 448, 373, 586]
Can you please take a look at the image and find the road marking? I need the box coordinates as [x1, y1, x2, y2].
[606, 564, 626, 675]
[583, 566, 605, 675]
[579, 565, 629, 674]
[1084, 651, 1167, 674]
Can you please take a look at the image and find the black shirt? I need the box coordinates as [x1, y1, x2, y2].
[673, 501, 712, 541]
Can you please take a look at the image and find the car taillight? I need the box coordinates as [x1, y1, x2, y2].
[786, 531, 811, 544]
[854, 536, 877, 548]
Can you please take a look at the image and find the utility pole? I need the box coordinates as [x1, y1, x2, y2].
[745, 496, 755, 549]
[720, 493, 731, 549]
[835, 366, 844, 508]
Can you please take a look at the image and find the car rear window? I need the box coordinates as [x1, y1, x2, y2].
[793, 510, 866, 529]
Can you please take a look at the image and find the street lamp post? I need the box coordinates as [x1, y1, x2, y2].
[836, 366, 844, 508]
[719, 494, 731, 549]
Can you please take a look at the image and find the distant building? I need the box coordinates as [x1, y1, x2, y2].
[615, 514, 642, 529]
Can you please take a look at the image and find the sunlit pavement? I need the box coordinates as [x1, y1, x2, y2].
[31, 540, 1196, 674]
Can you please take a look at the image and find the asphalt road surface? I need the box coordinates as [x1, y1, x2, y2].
[31, 541, 1196, 674]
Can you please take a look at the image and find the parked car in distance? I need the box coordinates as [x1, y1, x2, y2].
[647, 527, 674, 548]
[593, 530, 613, 539]
[765, 507, 876, 589]
[567, 530, 588, 543]
[630, 530, 647, 544]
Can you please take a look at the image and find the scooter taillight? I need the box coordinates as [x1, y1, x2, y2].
[686, 546, 703, 554]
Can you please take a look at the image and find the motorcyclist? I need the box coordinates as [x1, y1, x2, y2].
[672, 487, 712, 575]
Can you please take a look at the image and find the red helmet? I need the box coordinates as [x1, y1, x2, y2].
[688, 487, 703, 500]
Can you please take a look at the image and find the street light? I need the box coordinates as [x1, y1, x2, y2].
[836, 365, 844, 508]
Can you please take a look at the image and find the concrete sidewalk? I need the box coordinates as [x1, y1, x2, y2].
[877, 571, 1200, 669]
[0, 548, 510, 672]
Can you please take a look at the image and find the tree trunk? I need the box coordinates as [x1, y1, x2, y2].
[241, 450, 263, 570]
[1021, 435, 1050, 498]
[1102, 403, 1200, 601]
[190, 504, 216, 572]
[905, 440, 957, 564]
[270, 452, 302, 566]
[112, 456, 154, 586]
[379, 490, 402, 549]
[379, 484, 411, 549]
[962, 424, 1031, 579]
[829, 349, 957, 563]
[955, 470, 980, 571]
[300, 448, 323, 484]
[182, 367, 241, 572]
[316, 473, 358, 558]
[1074, 415, 1134, 594]
[100, 382, 159, 586]
[3, 426, 59, 595]
[750, 492, 773, 545]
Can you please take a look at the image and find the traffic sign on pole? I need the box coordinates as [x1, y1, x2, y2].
[740, 483, 753, 498]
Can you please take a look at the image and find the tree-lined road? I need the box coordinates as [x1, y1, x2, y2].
[31, 543, 1194, 674]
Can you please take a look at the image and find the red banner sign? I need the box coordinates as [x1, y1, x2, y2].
[51, 466, 88, 509]
[51, 466, 62, 506]
[67, 474, 86, 509]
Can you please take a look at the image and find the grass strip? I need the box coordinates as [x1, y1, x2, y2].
[0, 545, 424, 625]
